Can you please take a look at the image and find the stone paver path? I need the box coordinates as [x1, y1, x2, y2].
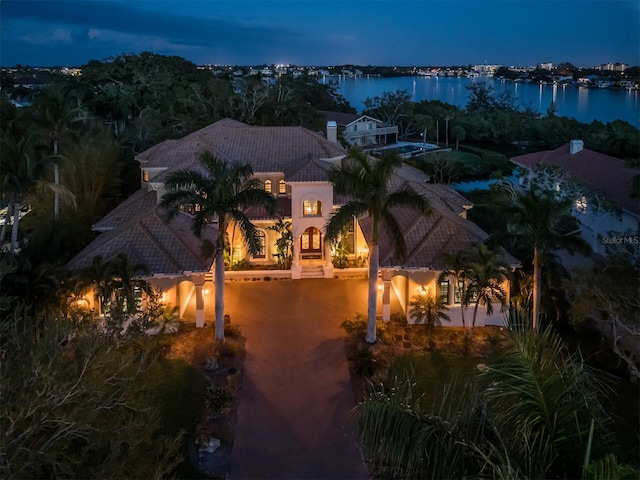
[226, 278, 372, 479]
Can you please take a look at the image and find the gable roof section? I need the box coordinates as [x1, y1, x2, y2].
[512, 144, 639, 216]
[318, 110, 361, 127]
[360, 200, 519, 270]
[136, 118, 346, 183]
[346, 115, 383, 127]
[68, 206, 217, 276]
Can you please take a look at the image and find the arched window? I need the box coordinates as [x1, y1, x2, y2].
[303, 200, 321, 216]
[142, 170, 149, 182]
[278, 180, 286, 195]
[254, 230, 266, 258]
[264, 180, 272, 193]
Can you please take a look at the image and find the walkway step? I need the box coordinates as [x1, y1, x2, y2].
[300, 266, 324, 279]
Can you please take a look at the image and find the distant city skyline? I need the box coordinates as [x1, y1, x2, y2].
[1, 0, 638, 68]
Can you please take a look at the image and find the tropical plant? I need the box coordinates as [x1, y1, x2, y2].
[350, 319, 616, 479]
[506, 184, 589, 328]
[160, 150, 276, 341]
[439, 248, 472, 330]
[351, 378, 493, 479]
[0, 130, 46, 253]
[326, 148, 431, 343]
[480, 322, 614, 478]
[30, 86, 86, 220]
[464, 243, 509, 335]
[1, 320, 184, 479]
[408, 293, 450, 327]
[267, 218, 293, 269]
[330, 224, 351, 269]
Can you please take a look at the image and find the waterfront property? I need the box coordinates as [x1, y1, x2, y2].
[321, 111, 398, 147]
[68, 118, 518, 327]
[511, 140, 640, 256]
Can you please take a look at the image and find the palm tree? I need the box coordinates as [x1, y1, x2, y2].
[481, 321, 612, 478]
[351, 320, 613, 479]
[408, 293, 450, 327]
[0, 131, 46, 253]
[74, 255, 117, 316]
[508, 185, 589, 328]
[31, 87, 86, 220]
[464, 243, 509, 336]
[451, 125, 465, 150]
[325, 148, 431, 343]
[443, 114, 454, 146]
[160, 150, 276, 341]
[439, 248, 472, 330]
[109, 253, 152, 314]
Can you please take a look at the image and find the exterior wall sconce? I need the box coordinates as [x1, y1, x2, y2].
[418, 285, 427, 294]
[203, 288, 210, 295]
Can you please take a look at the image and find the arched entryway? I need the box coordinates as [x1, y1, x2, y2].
[300, 226, 322, 259]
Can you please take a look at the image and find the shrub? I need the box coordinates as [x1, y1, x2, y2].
[205, 385, 234, 413]
[216, 341, 237, 361]
[1, 321, 184, 479]
[341, 314, 387, 338]
[348, 346, 380, 377]
[223, 314, 241, 337]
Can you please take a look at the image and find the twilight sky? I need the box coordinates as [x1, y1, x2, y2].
[1, 0, 638, 68]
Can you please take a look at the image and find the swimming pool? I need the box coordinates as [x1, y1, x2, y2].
[371, 142, 440, 158]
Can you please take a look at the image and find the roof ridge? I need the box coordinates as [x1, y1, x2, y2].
[136, 216, 184, 272]
[401, 216, 446, 266]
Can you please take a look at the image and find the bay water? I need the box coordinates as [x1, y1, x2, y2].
[323, 76, 639, 127]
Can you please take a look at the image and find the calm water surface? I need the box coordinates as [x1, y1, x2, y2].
[323, 76, 639, 127]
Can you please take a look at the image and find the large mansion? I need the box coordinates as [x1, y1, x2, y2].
[69, 118, 519, 327]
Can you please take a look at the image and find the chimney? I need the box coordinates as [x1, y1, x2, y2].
[569, 139, 584, 154]
[326, 121, 338, 144]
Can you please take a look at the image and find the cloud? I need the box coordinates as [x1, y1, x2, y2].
[2, 1, 304, 51]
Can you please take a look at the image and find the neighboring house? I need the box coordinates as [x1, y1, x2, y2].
[69, 118, 518, 327]
[320, 111, 398, 147]
[511, 140, 640, 256]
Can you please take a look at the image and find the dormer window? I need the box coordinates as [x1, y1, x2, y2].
[279, 180, 286, 195]
[303, 200, 321, 216]
[264, 180, 272, 193]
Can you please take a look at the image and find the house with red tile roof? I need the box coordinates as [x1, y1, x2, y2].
[69, 118, 518, 327]
[511, 140, 640, 255]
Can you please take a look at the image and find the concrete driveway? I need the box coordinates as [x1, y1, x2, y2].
[226, 278, 375, 479]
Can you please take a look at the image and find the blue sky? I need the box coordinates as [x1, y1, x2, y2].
[1, 0, 638, 67]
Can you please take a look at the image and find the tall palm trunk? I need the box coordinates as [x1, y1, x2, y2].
[367, 243, 379, 343]
[53, 140, 59, 220]
[10, 201, 20, 254]
[0, 203, 12, 244]
[471, 300, 481, 337]
[532, 246, 541, 329]
[214, 217, 227, 342]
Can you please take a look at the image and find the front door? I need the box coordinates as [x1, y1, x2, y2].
[300, 227, 322, 258]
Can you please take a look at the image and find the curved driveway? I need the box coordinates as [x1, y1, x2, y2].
[226, 278, 373, 479]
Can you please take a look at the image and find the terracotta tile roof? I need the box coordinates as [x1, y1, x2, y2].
[360, 201, 519, 270]
[92, 189, 158, 231]
[68, 206, 217, 276]
[511, 144, 640, 215]
[287, 155, 333, 182]
[245, 196, 291, 220]
[136, 118, 346, 183]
